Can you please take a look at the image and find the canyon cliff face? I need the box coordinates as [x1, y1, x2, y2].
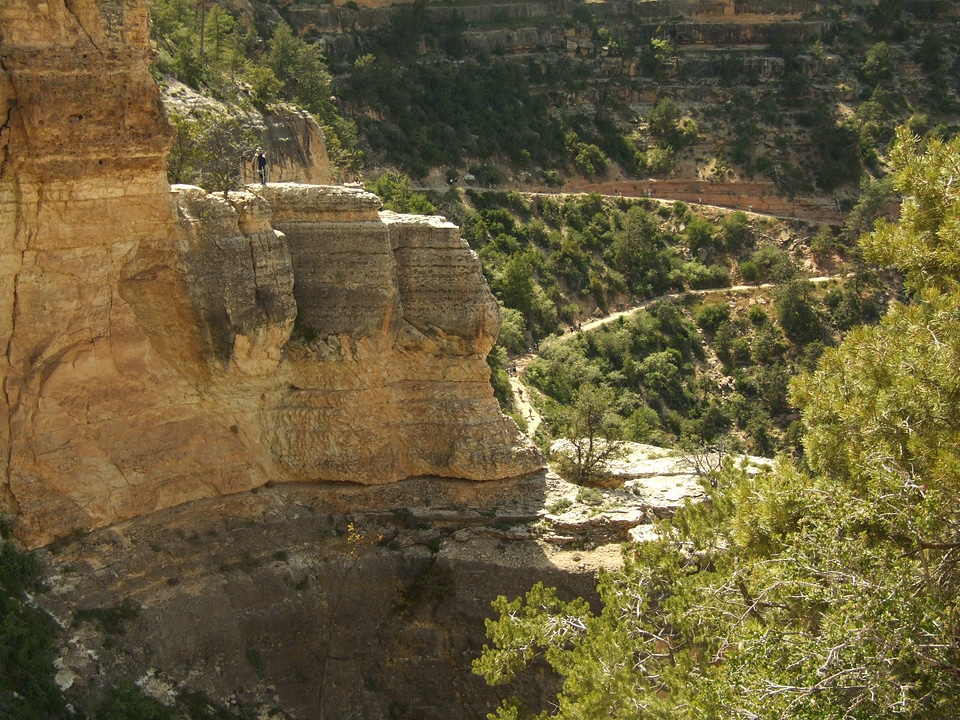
[160, 79, 334, 185]
[0, 0, 542, 547]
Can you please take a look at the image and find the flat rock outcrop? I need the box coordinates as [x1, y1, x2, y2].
[0, 0, 542, 547]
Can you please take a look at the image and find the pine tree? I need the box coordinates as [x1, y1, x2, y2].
[474, 129, 960, 718]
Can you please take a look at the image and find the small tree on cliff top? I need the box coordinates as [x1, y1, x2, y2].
[195, 113, 258, 194]
[551, 383, 626, 486]
[167, 110, 258, 192]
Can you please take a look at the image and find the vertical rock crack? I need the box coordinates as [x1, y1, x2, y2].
[63, 0, 103, 55]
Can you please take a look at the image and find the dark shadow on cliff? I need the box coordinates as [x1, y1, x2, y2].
[35, 472, 596, 719]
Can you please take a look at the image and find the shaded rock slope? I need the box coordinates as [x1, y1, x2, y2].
[38, 446, 731, 718]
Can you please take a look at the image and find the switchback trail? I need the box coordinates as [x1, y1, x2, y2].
[508, 275, 847, 438]
[557, 179, 843, 224]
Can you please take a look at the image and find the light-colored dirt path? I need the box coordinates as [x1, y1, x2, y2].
[507, 345, 544, 436]
[580, 275, 843, 333]
[508, 371, 542, 436]
[541, 180, 844, 224]
[508, 275, 846, 436]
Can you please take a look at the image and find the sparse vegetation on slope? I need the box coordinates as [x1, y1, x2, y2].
[475, 128, 960, 720]
[0, 531, 65, 719]
[149, 0, 360, 186]
[0, 527, 262, 719]
[426, 183, 890, 456]
[305, 0, 959, 199]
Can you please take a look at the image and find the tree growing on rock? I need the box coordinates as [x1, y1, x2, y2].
[167, 110, 258, 194]
[474, 128, 960, 718]
[551, 383, 626, 486]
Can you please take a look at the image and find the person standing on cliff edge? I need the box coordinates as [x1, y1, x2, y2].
[254, 147, 267, 184]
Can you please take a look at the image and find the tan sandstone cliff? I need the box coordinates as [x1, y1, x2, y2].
[0, 0, 542, 547]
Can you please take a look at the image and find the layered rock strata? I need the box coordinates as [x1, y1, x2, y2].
[289, 0, 826, 59]
[0, 0, 541, 547]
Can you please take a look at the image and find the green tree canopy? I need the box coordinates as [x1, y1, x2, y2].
[263, 21, 333, 115]
[367, 172, 436, 214]
[648, 98, 682, 143]
[475, 128, 960, 719]
[551, 383, 626, 486]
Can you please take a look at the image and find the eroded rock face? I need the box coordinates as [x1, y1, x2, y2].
[160, 79, 334, 185]
[250, 184, 540, 485]
[0, 0, 542, 547]
[35, 473, 594, 719]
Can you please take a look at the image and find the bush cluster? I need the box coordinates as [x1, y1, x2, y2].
[523, 274, 884, 456]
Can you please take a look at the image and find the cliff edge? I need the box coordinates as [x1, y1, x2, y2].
[0, 0, 542, 547]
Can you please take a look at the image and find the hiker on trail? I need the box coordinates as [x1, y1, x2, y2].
[254, 147, 267, 184]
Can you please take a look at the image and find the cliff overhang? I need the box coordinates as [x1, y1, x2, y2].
[0, 0, 543, 547]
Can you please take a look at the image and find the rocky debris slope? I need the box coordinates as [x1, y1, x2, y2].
[37, 442, 757, 718]
[0, 0, 542, 548]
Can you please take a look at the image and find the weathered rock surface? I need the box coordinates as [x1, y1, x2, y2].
[545, 441, 773, 543]
[33, 442, 749, 717]
[160, 79, 334, 185]
[37, 474, 597, 719]
[35, 445, 726, 719]
[0, 0, 542, 547]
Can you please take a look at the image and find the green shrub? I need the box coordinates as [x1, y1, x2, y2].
[647, 145, 674, 175]
[247, 65, 282, 109]
[739, 259, 760, 283]
[750, 245, 797, 283]
[368, 172, 436, 214]
[695, 303, 730, 334]
[746, 304, 769, 326]
[547, 497, 574, 514]
[774, 280, 823, 344]
[721, 211, 752, 250]
[648, 98, 682, 144]
[470, 164, 502, 186]
[572, 143, 609, 177]
[576, 486, 604, 505]
[0, 541, 67, 718]
[712, 320, 738, 364]
[684, 217, 718, 254]
[810, 226, 838, 261]
[497, 306, 527, 355]
[674, 261, 730, 290]
[487, 347, 515, 409]
[824, 286, 877, 331]
[750, 324, 787, 364]
[95, 682, 177, 720]
[623, 406, 662, 443]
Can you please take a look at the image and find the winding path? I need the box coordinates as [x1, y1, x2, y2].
[508, 275, 847, 437]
